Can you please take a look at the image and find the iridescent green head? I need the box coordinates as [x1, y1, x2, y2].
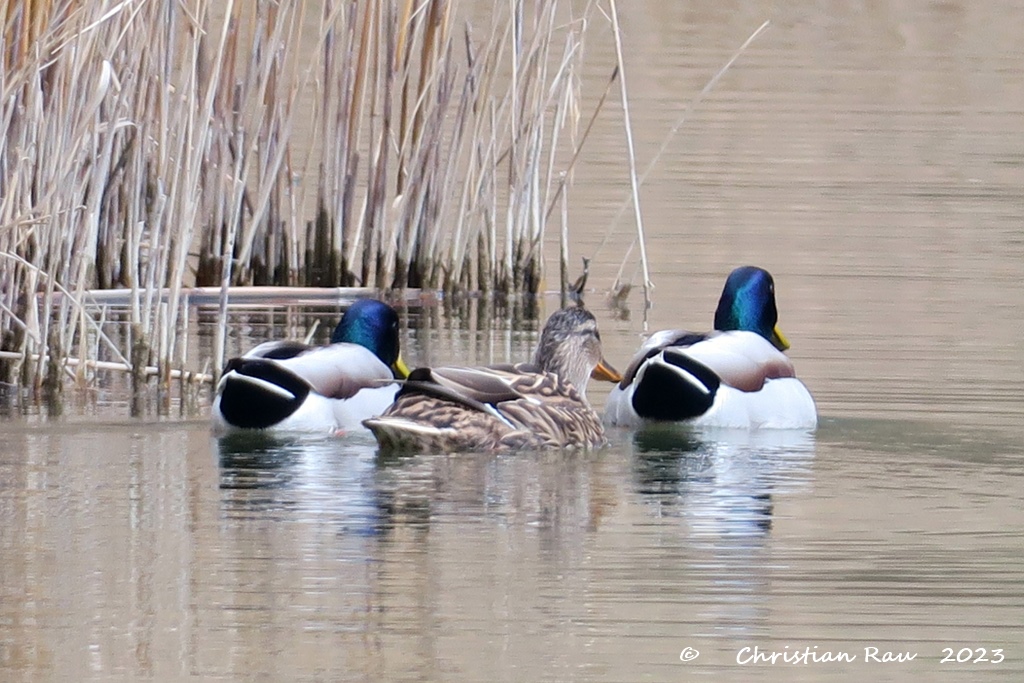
[713, 266, 791, 351]
[332, 299, 411, 378]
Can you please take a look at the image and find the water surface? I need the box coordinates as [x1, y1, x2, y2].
[2, 417, 1021, 681]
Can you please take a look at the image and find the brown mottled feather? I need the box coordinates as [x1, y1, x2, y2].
[363, 308, 620, 453]
[367, 362, 606, 452]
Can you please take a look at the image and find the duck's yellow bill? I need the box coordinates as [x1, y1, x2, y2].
[591, 358, 623, 383]
[392, 356, 412, 379]
[771, 325, 791, 352]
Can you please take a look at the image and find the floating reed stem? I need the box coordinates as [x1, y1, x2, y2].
[0, 351, 214, 384]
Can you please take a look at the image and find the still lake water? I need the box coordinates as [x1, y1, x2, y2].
[3, 2, 1024, 681]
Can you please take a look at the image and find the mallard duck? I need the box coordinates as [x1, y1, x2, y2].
[604, 266, 817, 429]
[363, 307, 622, 452]
[211, 299, 411, 434]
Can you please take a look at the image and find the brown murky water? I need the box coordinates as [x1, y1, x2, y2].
[3, 2, 1023, 681]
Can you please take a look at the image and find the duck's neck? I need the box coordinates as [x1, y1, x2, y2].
[714, 295, 776, 339]
[536, 350, 590, 399]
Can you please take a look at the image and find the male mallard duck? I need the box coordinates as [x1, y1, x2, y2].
[604, 266, 817, 429]
[363, 307, 622, 452]
[211, 299, 411, 434]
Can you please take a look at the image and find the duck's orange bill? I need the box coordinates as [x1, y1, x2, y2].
[591, 358, 623, 383]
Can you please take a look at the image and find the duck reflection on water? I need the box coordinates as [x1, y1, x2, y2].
[624, 424, 816, 537]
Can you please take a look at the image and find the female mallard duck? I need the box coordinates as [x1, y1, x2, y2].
[604, 266, 817, 430]
[211, 299, 410, 434]
[363, 307, 622, 452]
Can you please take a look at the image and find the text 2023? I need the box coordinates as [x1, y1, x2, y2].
[940, 648, 1004, 664]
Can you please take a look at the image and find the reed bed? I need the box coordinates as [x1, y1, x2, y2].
[0, 0, 613, 401]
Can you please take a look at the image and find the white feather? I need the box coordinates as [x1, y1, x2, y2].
[604, 331, 816, 430]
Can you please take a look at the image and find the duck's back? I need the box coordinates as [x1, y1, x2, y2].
[365, 363, 606, 452]
[212, 342, 399, 434]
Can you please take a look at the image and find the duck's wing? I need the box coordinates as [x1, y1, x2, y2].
[363, 365, 531, 450]
[619, 330, 709, 388]
[390, 365, 528, 422]
[269, 343, 396, 399]
[373, 362, 600, 448]
[419, 366, 527, 404]
[242, 340, 314, 360]
[390, 362, 590, 425]
[674, 331, 795, 392]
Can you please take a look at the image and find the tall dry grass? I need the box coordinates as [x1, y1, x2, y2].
[0, 0, 608, 401]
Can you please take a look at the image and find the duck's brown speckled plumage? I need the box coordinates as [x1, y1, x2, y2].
[363, 307, 620, 452]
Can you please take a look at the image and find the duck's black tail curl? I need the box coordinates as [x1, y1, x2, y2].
[630, 351, 721, 421]
[218, 359, 311, 429]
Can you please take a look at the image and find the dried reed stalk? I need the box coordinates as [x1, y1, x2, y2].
[603, 20, 772, 308]
[0, 0, 601, 403]
[607, 0, 651, 309]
